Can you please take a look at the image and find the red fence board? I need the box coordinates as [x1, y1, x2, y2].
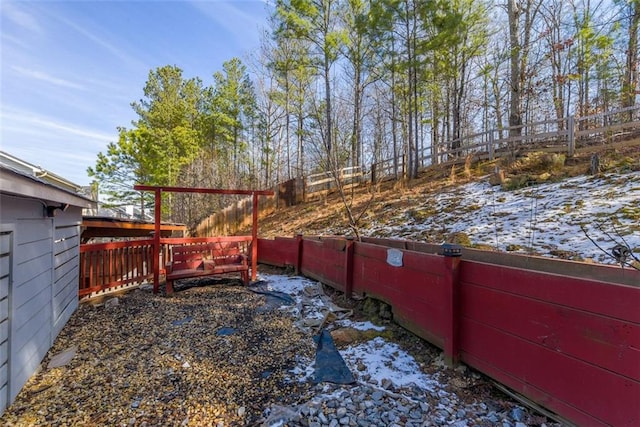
[459, 261, 640, 322]
[300, 238, 346, 291]
[461, 317, 639, 426]
[353, 242, 448, 347]
[460, 281, 640, 379]
[257, 237, 298, 267]
[459, 260, 640, 427]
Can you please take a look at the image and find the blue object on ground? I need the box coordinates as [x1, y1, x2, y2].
[313, 329, 355, 384]
[216, 327, 237, 336]
[249, 281, 295, 311]
[171, 316, 193, 326]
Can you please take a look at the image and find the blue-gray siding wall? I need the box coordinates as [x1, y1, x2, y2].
[0, 195, 81, 413]
[0, 231, 11, 412]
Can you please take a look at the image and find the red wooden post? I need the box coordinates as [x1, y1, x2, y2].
[344, 237, 355, 298]
[442, 243, 462, 367]
[153, 189, 161, 294]
[295, 234, 303, 275]
[251, 192, 258, 282]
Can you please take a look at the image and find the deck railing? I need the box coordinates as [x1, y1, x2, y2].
[79, 239, 157, 297]
[79, 236, 253, 298]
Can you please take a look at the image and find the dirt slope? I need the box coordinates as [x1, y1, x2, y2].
[252, 143, 640, 256]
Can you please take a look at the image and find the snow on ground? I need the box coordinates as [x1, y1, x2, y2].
[363, 171, 640, 264]
[259, 272, 438, 391]
[340, 337, 439, 391]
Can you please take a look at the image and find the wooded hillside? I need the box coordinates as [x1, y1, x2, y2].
[89, 0, 639, 230]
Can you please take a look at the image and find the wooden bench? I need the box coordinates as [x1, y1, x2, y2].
[165, 242, 249, 294]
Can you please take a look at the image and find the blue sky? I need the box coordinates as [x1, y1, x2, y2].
[1, 0, 270, 186]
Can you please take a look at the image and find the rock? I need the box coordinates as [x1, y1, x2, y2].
[331, 328, 363, 346]
[47, 346, 78, 369]
[131, 400, 140, 409]
[487, 412, 500, 423]
[515, 423, 527, 427]
[104, 297, 119, 308]
[381, 378, 393, 390]
[181, 361, 190, 369]
[379, 302, 393, 320]
[237, 406, 245, 417]
[336, 407, 347, 418]
[339, 416, 350, 425]
[371, 391, 384, 401]
[510, 407, 525, 422]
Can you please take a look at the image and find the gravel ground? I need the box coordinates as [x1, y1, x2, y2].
[0, 269, 562, 427]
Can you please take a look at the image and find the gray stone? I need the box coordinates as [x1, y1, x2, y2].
[456, 409, 466, 419]
[309, 423, 321, 427]
[105, 297, 119, 308]
[336, 407, 347, 418]
[409, 409, 422, 419]
[510, 407, 525, 422]
[515, 423, 527, 427]
[339, 416, 350, 425]
[318, 411, 328, 424]
[47, 346, 78, 369]
[329, 419, 339, 427]
[371, 391, 384, 401]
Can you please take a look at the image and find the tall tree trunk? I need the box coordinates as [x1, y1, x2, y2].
[404, 0, 414, 179]
[391, 42, 400, 179]
[285, 79, 292, 179]
[622, 0, 640, 110]
[508, 0, 523, 136]
[412, 4, 420, 178]
[352, 68, 362, 168]
[324, 53, 333, 168]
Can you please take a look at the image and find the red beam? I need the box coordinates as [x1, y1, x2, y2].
[251, 193, 258, 281]
[153, 189, 161, 293]
[133, 184, 274, 196]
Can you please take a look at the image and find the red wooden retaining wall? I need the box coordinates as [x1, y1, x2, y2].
[257, 235, 640, 427]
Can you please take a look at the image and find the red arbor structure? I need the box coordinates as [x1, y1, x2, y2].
[134, 185, 274, 293]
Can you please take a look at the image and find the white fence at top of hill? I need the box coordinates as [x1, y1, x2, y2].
[370, 105, 640, 181]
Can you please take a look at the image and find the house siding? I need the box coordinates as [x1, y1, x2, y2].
[0, 231, 12, 412]
[52, 221, 80, 338]
[0, 195, 82, 412]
